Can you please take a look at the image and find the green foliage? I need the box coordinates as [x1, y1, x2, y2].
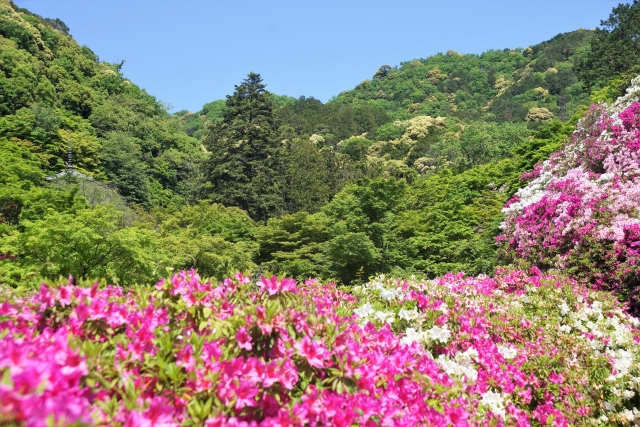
[0, 0, 607, 292]
[0, 137, 43, 186]
[281, 136, 335, 213]
[276, 96, 391, 145]
[332, 30, 593, 124]
[400, 162, 518, 277]
[447, 121, 530, 168]
[158, 201, 257, 280]
[99, 132, 149, 206]
[338, 136, 373, 162]
[324, 231, 380, 284]
[0, 206, 163, 287]
[0, 2, 202, 209]
[577, 1, 640, 90]
[257, 178, 409, 284]
[256, 211, 331, 279]
[375, 121, 405, 141]
[202, 73, 284, 221]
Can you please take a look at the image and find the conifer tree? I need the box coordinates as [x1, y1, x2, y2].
[203, 73, 283, 221]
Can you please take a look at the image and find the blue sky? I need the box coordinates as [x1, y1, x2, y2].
[16, 0, 621, 112]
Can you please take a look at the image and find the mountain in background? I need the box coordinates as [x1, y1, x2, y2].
[332, 29, 594, 123]
[180, 29, 595, 144]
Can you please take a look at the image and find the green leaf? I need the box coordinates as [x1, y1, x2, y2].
[203, 306, 212, 318]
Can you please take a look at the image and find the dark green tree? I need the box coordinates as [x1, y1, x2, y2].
[577, 1, 640, 89]
[203, 73, 283, 220]
[282, 136, 333, 213]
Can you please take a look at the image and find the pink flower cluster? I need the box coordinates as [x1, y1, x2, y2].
[499, 77, 640, 307]
[2, 268, 640, 425]
[0, 272, 462, 426]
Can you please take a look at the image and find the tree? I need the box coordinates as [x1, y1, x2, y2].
[373, 65, 392, 79]
[99, 132, 149, 206]
[282, 136, 333, 213]
[324, 231, 380, 284]
[202, 73, 283, 221]
[159, 201, 258, 280]
[0, 206, 162, 287]
[577, 1, 640, 89]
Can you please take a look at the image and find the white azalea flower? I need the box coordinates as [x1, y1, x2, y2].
[481, 390, 506, 419]
[622, 389, 635, 399]
[379, 287, 401, 301]
[354, 303, 374, 319]
[559, 301, 570, 316]
[398, 307, 420, 322]
[427, 325, 451, 344]
[374, 310, 394, 324]
[401, 327, 424, 346]
[497, 344, 518, 360]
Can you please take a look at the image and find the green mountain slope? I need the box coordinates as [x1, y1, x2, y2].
[0, 0, 203, 208]
[329, 29, 593, 122]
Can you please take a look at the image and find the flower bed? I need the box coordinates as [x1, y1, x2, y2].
[2, 270, 640, 425]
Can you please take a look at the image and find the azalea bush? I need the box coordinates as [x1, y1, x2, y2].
[3, 269, 640, 426]
[499, 76, 640, 308]
[352, 270, 640, 425]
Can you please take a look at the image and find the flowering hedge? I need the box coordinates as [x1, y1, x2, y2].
[499, 76, 640, 307]
[2, 270, 640, 426]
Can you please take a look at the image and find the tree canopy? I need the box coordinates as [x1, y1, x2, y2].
[577, 0, 640, 89]
[202, 72, 283, 221]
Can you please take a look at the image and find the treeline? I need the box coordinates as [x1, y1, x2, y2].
[331, 29, 594, 123]
[3, 0, 640, 288]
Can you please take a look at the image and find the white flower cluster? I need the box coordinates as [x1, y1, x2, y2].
[559, 300, 570, 316]
[353, 302, 395, 326]
[609, 75, 640, 115]
[400, 324, 452, 346]
[398, 307, 421, 322]
[436, 347, 479, 383]
[562, 298, 640, 420]
[501, 167, 554, 218]
[480, 390, 507, 419]
[357, 276, 404, 301]
[428, 325, 452, 343]
[566, 301, 636, 351]
[496, 344, 518, 360]
[598, 407, 640, 424]
[353, 277, 419, 328]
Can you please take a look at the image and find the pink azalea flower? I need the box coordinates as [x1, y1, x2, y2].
[236, 327, 252, 351]
[257, 276, 297, 296]
[125, 397, 178, 427]
[233, 380, 258, 409]
[293, 337, 327, 369]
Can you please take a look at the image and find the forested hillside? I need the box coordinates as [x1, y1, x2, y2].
[334, 30, 593, 123]
[1, 0, 638, 288]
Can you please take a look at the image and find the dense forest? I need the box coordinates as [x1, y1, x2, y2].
[1, 0, 616, 288]
[6, 0, 640, 424]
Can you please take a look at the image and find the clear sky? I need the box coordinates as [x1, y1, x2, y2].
[15, 0, 621, 112]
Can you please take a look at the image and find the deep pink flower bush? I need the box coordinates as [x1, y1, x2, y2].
[2, 269, 640, 425]
[499, 76, 640, 306]
[0, 272, 462, 426]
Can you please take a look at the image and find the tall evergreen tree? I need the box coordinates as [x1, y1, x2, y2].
[577, 1, 640, 89]
[202, 73, 283, 221]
